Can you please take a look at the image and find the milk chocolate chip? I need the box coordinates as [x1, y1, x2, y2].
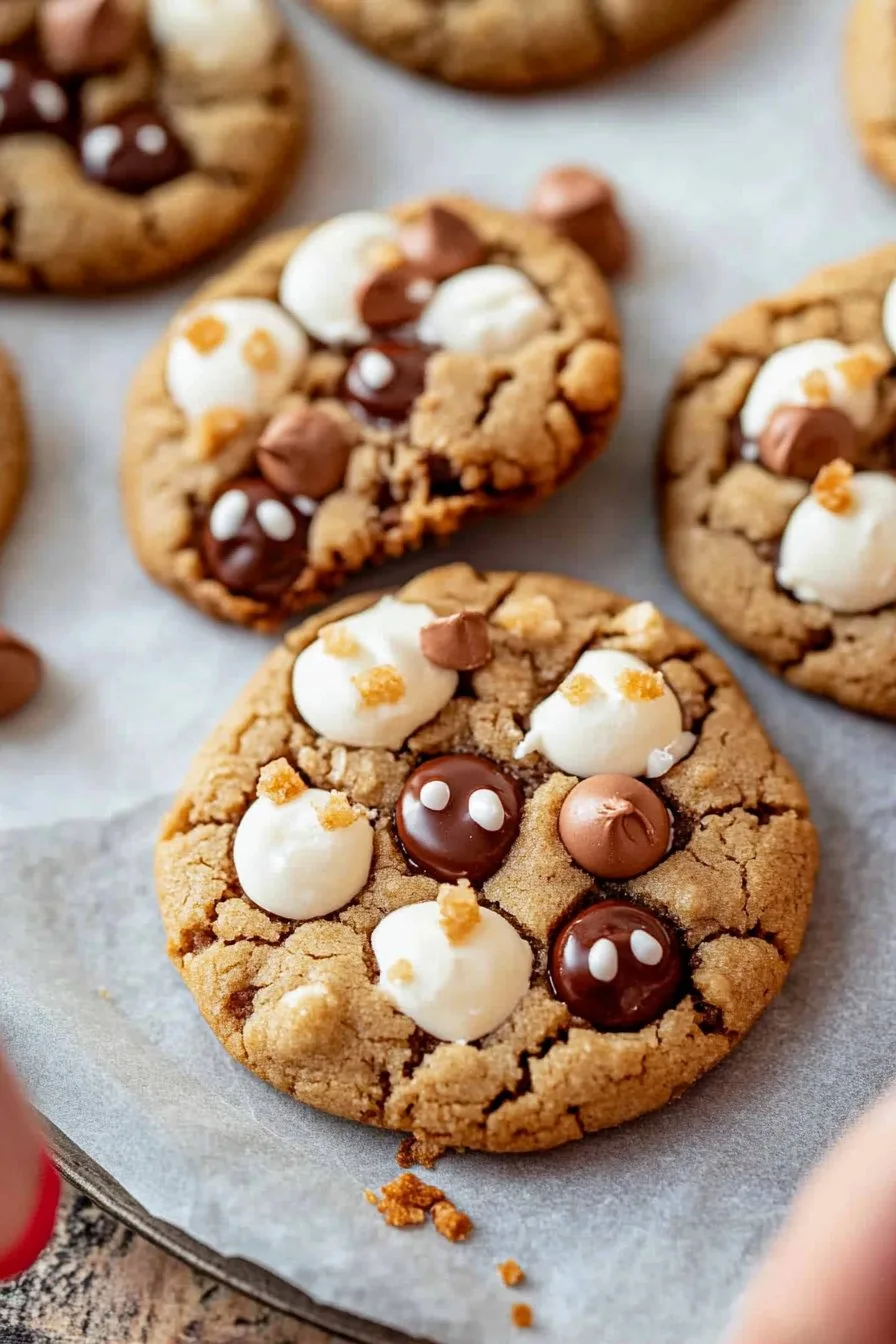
[420, 611, 492, 671]
[758, 405, 859, 481]
[399, 206, 485, 281]
[0, 628, 43, 720]
[529, 166, 630, 277]
[357, 264, 435, 330]
[550, 899, 683, 1030]
[257, 406, 350, 500]
[201, 477, 309, 600]
[559, 774, 671, 880]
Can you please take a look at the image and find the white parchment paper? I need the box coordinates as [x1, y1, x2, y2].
[1, 1, 894, 1340]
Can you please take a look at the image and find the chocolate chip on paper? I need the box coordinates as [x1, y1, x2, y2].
[529, 165, 631, 277]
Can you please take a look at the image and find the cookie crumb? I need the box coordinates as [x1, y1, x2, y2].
[835, 347, 887, 391]
[396, 1135, 445, 1170]
[498, 1259, 525, 1287]
[242, 328, 279, 372]
[321, 624, 361, 658]
[257, 757, 306, 804]
[495, 594, 562, 641]
[364, 1189, 378, 1205]
[431, 1200, 473, 1243]
[183, 313, 227, 354]
[559, 672, 597, 706]
[437, 881, 481, 945]
[316, 792, 361, 831]
[352, 664, 406, 708]
[616, 667, 665, 702]
[613, 601, 662, 638]
[511, 1303, 533, 1329]
[374, 1172, 444, 1227]
[193, 406, 248, 460]
[388, 958, 414, 985]
[800, 369, 831, 406]
[812, 458, 855, 515]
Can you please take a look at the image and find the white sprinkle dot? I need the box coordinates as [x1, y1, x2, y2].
[32, 80, 67, 123]
[256, 498, 297, 541]
[468, 788, 505, 832]
[0, 62, 14, 92]
[407, 277, 435, 304]
[357, 350, 395, 390]
[209, 489, 249, 542]
[588, 938, 619, 983]
[293, 495, 318, 517]
[741, 439, 760, 462]
[420, 779, 450, 811]
[82, 125, 123, 174]
[630, 929, 664, 967]
[135, 123, 168, 156]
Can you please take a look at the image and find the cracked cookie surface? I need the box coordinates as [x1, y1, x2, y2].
[0, 346, 27, 549]
[122, 196, 622, 631]
[660, 245, 896, 719]
[0, 0, 305, 293]
[845, 0, 896, 189]
[156, 563, 817, 1154]
[301, 0, 738, 91]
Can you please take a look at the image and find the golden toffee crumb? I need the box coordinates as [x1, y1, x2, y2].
[316, 792, 360, 831]
[257, 758, 306, 805]
[511, 1303, 533, 1329]
[495, 594, 562, 641]
[352, 664, 406, 708]
[559, 672, 597, 706]
[194, 407, 248, 460]
[616, 667, 665, 702]
[364, 1189, 378, 1205]
[431, 1200, 473, 1243]
[242, 328, 280, 372]
[321, 624, 361, 658]
[812, 458, 855, 515]
[498, 1260, 526, 1288]
[183, 313, 227, 354]
[388, 958, 414, 985]
[836, 348, 887, 391]
[437, 882, 481, 946]
[800, 369, 831, 406]
[368, 239, 404, 272]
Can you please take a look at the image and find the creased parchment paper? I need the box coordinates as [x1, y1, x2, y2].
[1, 1, 894, 1340]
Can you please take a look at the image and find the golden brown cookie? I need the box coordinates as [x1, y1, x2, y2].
[122, 196, 622, 631]
[660, 245, 896, 720]
[845, 0, 896, 188]
[0, 0, 305, 293]
[157, 563, 817, 1154]
[0, 345, 27, 550]
[300, 0, 738, 91]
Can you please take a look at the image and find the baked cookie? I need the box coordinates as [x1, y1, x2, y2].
[661, 245, 896, 719]
[0, 0, 305, 292]
[0, 345, 27, 549]
[123, 197, 622, 630]
[845, 0, 896, 189]
[157, 563, 817, 1153]
[300, 0, 737, 92]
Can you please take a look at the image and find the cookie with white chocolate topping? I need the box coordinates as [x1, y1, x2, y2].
[157, 564, 817, 1153]
[661, 244, 896, 719]
[123, 196, 622, 630]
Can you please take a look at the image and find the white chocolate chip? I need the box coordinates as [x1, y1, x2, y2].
[279, 211, 401, 346]
[740, 339, 879, 442]
[587, 938, 619, 983]
[208, 488, 249, 541]
[256, 498, 296, 541]
[82, 125, 123, 174]
[135, 124, 168, 156]
[148, 0, 282, 73]
[420, 780, 450, 811]
[630, 929, 664, 966]
[357, 349, 395, 390]
[468, 788, 505, 832]
[418, 265, 552, 356]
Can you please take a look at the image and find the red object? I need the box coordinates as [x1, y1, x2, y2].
[0, 1150, 60, 1279]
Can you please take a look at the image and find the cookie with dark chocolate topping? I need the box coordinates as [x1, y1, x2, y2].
[123, 196, 622, 631]
[156, 563, 817, 1153]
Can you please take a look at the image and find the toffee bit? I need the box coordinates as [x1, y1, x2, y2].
[242, 328, 279, 372]
[321, 624, 361, 658]
[559, 672, 597, 706]
[616, 667, 665, 702]
[812, 458, 855, 515]
[498, 1259, 526, 1288]
[193, 406, 248, 460]
[388, 958, 414, 985]
[183, 313, 227, 353]
[352, 664, 406, 708]
[511, 1303, 534, 1329]
[437, 881, 481, 946]
[315, 792, 360, 831]
[800, 368, 831, 406]
[257, 757, 306, 804]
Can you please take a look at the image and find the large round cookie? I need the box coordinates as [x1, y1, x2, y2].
[661, 246, 896, 719]
[123, 197, 622, 631]
[845, 0, 896, 189]
[0, 346, 27, 549]
[0, 0, 305, 292]
[301, 0, 737, 91]
[157, 564, 817, 1153]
